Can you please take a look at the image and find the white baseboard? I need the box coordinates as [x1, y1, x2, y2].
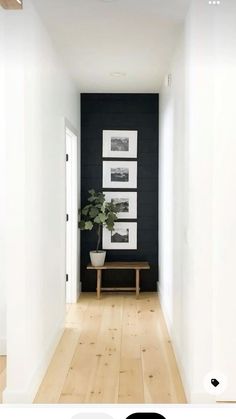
[158, 286, 191, 403]
[0, 337, 6, 356]
[159, 286, 217, 404]
[3, 318, 64, 404]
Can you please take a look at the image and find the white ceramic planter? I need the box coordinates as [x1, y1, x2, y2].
[90, 250, 106, 267]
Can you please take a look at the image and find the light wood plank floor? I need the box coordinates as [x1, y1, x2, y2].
[35, 293, 186, 404]
[0, 356, 6, 403]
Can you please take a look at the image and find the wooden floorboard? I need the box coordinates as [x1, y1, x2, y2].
[118, 296, 144, 403]
[59, 296, 105, 403]
[34, 328, 81, 403]
[0, 356, 6, 404]
[35, 292, 186, 404]
[83, 295, 123, 403]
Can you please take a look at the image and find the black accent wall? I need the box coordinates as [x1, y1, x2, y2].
[81, 93, 159, 292]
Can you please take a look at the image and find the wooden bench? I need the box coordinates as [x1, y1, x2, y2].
[87, 261, 150, 299]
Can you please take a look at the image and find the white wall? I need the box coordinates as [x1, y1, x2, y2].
[159, 20, 195, 402]
[212, 0, 236, 401]
[2, 0, 79, 403]
[0, 9, 7, 356]
[159, 0, 236, 403]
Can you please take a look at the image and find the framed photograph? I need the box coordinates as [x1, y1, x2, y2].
[103, 130, 138, 158]
[103, 222, 137, 250]
[103, 161, 137, 189]
[104, 191, 137, 219]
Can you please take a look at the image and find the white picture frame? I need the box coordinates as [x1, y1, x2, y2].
[102, 161, 137, 189]
[104, 191, 137, 219]
[103, 130, 138, 158]
[103, 222, 137, 250]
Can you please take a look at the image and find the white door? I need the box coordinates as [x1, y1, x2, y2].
[66, 127, 79, 303]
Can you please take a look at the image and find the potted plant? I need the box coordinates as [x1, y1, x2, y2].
[79, 189, 118, 267]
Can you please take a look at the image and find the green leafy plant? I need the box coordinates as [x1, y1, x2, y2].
[79, 189, 118, 252]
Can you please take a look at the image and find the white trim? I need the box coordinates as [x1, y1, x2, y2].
[3, 318, 64, 404]
[65, 121, 80, 304]
[0, 337, 6, 356]
[64, 118, 78, 138]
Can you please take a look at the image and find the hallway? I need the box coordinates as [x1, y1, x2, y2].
[1, 0, 236, 405]
[35, 293, 186, 404]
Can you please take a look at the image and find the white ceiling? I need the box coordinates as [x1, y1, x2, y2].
[32, 0, 190, 93]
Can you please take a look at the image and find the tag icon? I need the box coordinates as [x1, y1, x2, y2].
[211, 378, 220, 388]
[204, 370, 228, 396]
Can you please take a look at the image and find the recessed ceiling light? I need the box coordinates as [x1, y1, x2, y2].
[110, 72, 127, 77]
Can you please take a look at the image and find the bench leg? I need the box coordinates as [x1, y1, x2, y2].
[136, 269, 140, 299]
[97, 269, 102, 299]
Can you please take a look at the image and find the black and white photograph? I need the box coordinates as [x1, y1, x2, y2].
[112, 198, 129, 213]
[103, 222, 137, 250]
[104, 192, 137, 219]
[103, 161, 137, 189]
[111, 167, 129, 182]
[111, 227, 129, 243]
[103, 130, 138, 158]
[111, 136, 129, 152]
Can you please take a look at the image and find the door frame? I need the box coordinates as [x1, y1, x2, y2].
[65, 119, 80, 303]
